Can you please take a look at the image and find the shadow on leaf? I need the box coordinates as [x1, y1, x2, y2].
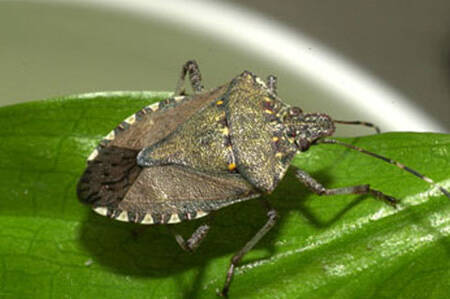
[77, 167, 364, 296]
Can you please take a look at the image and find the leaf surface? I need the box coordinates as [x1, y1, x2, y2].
[0, 92, 449, 298]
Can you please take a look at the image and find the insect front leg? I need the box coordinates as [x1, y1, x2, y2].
[174, 60, 205, 95]
[266, 75, 277, 95]
[296, 169, 398, 206]
[220, 199, 278, 297]
[171, 223, 211, 252]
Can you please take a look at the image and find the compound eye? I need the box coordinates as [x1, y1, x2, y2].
[289, 107, 303, 116]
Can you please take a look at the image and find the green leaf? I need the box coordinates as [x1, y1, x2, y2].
[0, 92, 449, 299]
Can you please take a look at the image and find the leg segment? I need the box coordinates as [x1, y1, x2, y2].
[172, 223, 211, 252]
[174, 60, 204, 95]
[296, 169, 398, 206]
[266, 75, 277, 95]
[220, 200, 278, 297]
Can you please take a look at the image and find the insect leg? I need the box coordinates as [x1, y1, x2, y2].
[220, 199, 278, 297]
[174, 60, 205, 95]
[266, 75, 277, 95]
[296, 169, 398, 206]
[171, 223, 211, 252]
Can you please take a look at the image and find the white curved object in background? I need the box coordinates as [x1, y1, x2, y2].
[45, 0, 444, 132]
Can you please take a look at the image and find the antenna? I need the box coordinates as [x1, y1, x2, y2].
[317, 138, 450, 198]
[334, 120, 381, 134]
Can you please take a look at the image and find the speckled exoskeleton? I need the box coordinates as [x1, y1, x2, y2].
[77, 60, 449, 297]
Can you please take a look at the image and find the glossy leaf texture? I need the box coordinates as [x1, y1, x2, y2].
[0, 92, 449, 299]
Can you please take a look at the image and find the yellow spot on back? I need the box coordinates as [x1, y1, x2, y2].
[272, 136, 279, 142]
[228, 163, 236, 171]
[264, 97, 272, 102]
[275, 152, 283, 158]
[216, 100, 224, 105]
[265, 109, 274, 114]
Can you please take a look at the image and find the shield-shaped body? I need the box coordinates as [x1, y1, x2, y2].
[77, 71, 297, 224]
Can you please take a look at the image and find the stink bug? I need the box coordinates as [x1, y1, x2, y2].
[77, 60, 450, 296]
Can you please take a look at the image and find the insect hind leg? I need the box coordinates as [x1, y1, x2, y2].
[175, 60, 205, 95]
[220, 199, 278, 297]
[296, 169, 399, 207]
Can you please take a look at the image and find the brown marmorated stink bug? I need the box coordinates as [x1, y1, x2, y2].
[77, 60, 450, 296]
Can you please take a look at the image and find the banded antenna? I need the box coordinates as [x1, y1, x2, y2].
[334, 119, 381, 134]
[317, 138, 450, 199]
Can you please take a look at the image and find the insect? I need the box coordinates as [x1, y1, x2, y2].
[77, 60, 449, 297]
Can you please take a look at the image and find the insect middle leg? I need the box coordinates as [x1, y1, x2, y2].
[296, 169, 398, 206]
[175, 60, 205, 96]
[220, 199, 278, 297]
